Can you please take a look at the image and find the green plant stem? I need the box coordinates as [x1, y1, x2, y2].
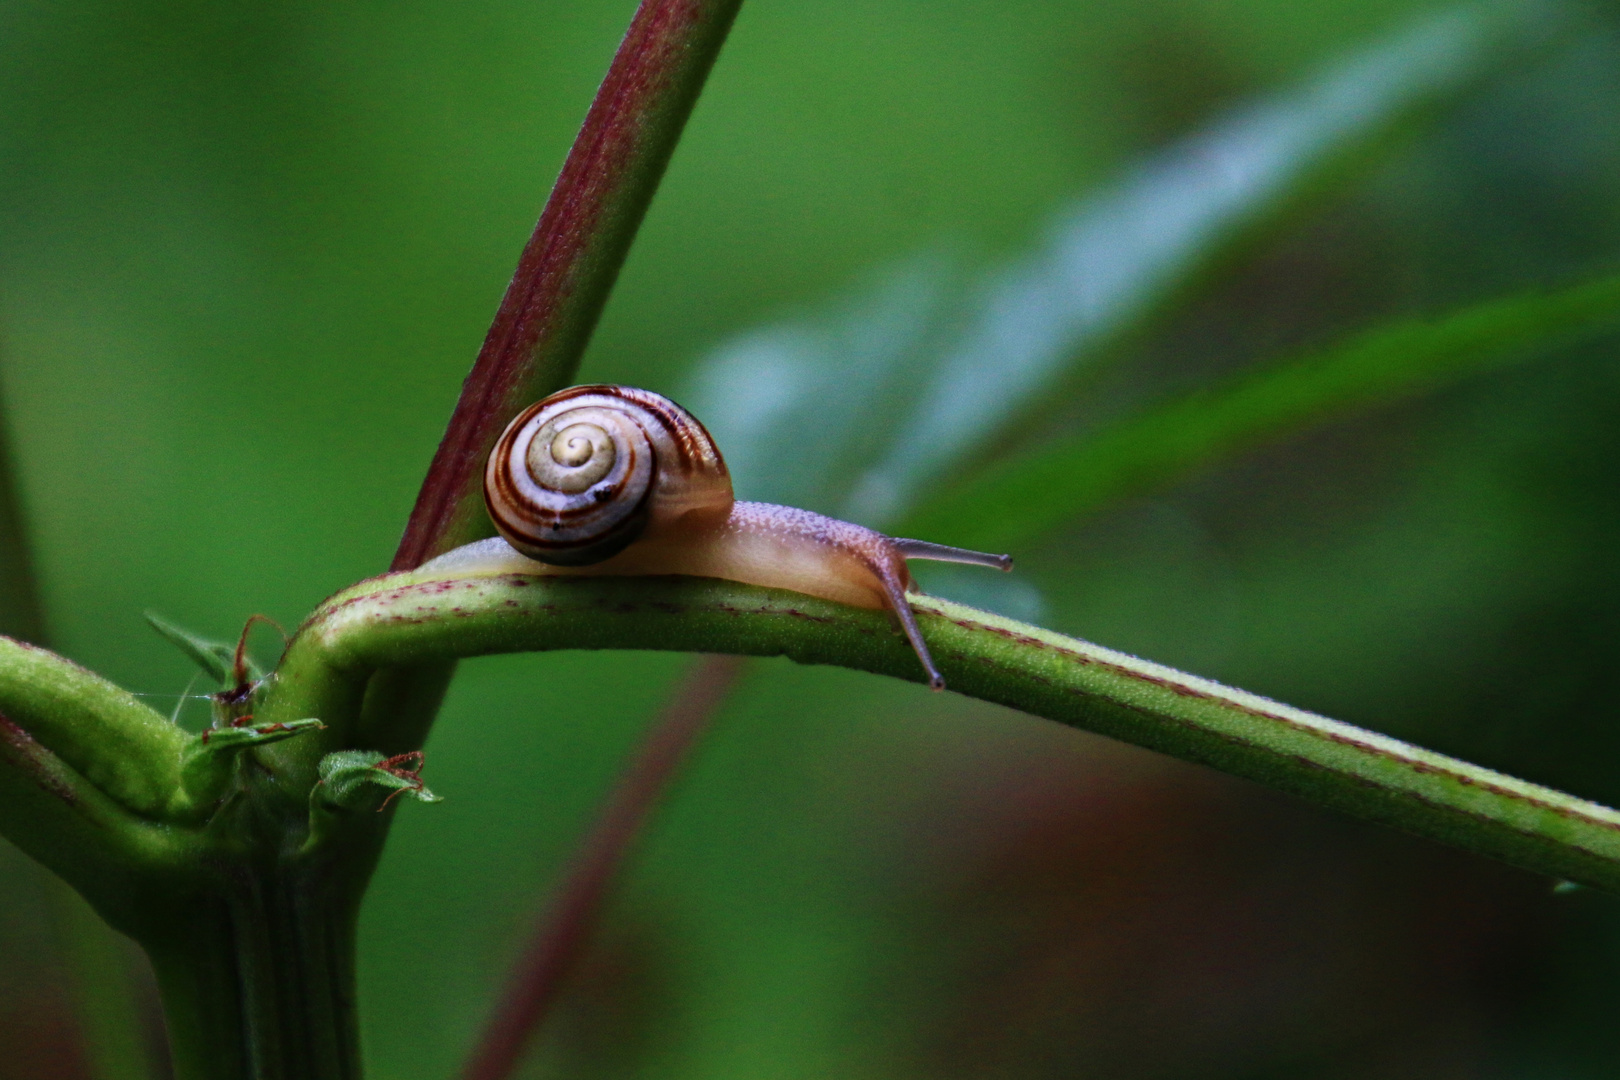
[0, 738, 362, 1080]
[261, 569, 1620, 892]
[0, 711, 189, 915]
[0, 638, 185, 817]
[0, 628, 397, 1080]
[142, 878, 363, 1080]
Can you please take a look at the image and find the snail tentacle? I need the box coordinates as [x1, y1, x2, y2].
[891, 539, 1013, 572]
[874, 569, 947, 691]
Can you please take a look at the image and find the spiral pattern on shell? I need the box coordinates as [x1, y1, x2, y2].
[484, 385, 732, 566]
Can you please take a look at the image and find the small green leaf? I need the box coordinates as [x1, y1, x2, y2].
[195, 719, 325, 753]
[313, 750, 441, 814]
[177, 718, 325, 810]
[144, 611, 237, 686]
[903, 271, 1620, 552]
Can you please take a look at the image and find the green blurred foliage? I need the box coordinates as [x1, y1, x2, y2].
[6, 1, 1620, 1078]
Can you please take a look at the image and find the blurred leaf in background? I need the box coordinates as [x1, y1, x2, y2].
[7, 1, 1620, 1079]
[690, 1, 1501, 507]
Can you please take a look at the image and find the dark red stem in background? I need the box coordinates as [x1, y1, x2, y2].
[460, 655, 747, 1080]
[0, 373, 119, 1078]
[0, 386, 46, 645]
[392, 0, 745, 571]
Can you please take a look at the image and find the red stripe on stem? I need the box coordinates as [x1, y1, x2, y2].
[0, 712, 77, 805]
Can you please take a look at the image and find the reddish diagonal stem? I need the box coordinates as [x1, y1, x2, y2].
[460, 654, 746, 1080]
[393, 0, 745, 571]
[0, 382, 46, 645]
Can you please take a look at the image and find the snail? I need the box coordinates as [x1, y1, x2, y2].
[421, 385, 1012, 690]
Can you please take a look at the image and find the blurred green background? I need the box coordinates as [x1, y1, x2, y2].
[6, 0, 1620, 1077]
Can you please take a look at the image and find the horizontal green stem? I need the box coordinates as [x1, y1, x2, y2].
[267, 568, 1620, 892]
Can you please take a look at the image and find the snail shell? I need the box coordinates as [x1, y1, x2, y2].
[484, 385, 731, 566]
[447, 385, 1013, 690]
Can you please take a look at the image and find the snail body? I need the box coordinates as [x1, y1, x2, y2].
[422, 385, 1012, 690]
